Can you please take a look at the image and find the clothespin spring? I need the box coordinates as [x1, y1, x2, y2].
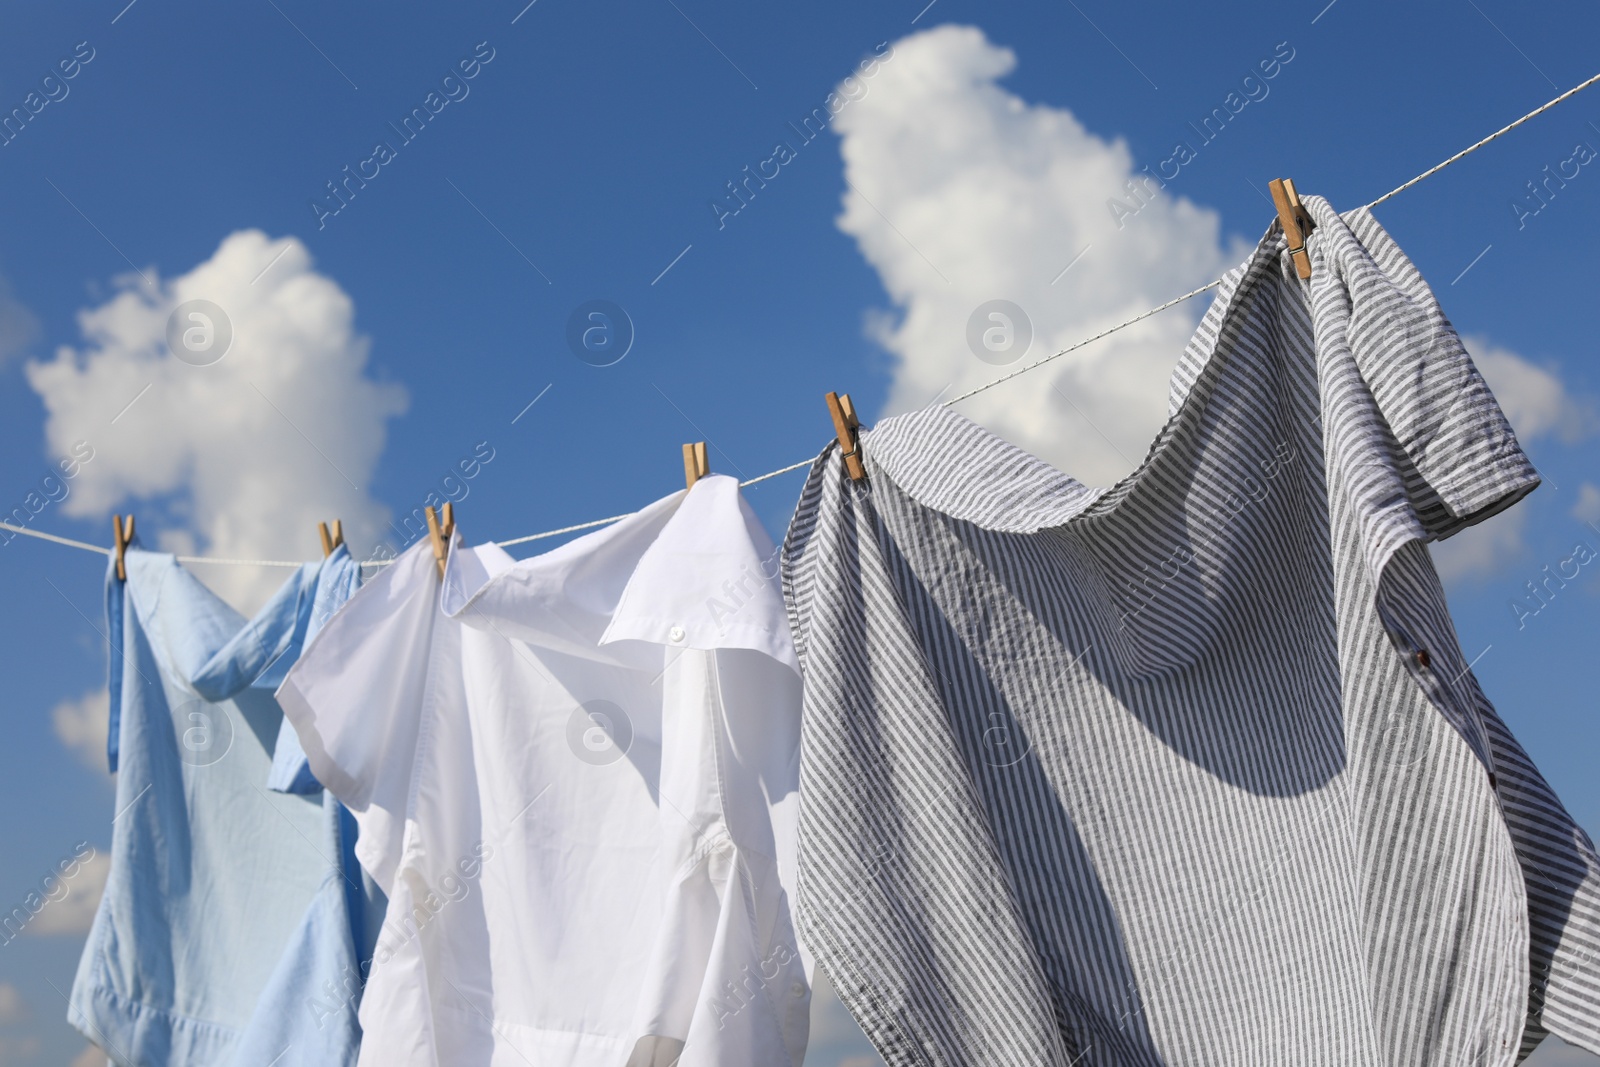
[1269, 177, 1316, 280]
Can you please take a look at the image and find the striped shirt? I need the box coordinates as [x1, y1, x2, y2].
[782, 197, 1600, 1066]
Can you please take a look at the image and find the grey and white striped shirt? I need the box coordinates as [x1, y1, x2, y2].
[782, 197, 1600, 1066]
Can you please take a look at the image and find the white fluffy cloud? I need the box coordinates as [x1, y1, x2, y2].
[69, 1045, 108, 1067]
[24, 849, 110, 937]
[1429, 341, 1595, 582]
[835, 25, 1595, 588]
[26, 231, 406, 609]
[0, 273, 38, 366]
[1352, 339, 1596, 584]
[1430, 506, 1529, 584]
[50, 688, 110, 777]
[1574, 483, 1600, 527]
[1464, 334, 1596, 445]
[833, 24, 1243, 489]
[0, 984, 25, 1025]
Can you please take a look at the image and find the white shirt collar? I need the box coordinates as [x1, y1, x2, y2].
[441, 474, 796, 672]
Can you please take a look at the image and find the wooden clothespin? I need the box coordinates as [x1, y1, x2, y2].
[682, 442, 710, 490]
[112, 514, 134, 582]
[425, 502, 455, 581]
[825, 392, 865, 481]
[316, 520, 345, 558]
[1269, 178, 1315, 280]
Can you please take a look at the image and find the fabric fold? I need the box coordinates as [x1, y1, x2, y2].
[267, 543, 365, 794]
[782, 196, 1600, 1065]
[279, 479, 810, 1067]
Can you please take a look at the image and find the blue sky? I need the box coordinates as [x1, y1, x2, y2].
[2, 0, 1599, 1063]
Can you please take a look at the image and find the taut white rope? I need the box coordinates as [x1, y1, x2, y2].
[5, 68, 1597, 569]
[0, 521, 111, 555]
[1363, 69, 1600, 210]
[941, 280, 1226, 407]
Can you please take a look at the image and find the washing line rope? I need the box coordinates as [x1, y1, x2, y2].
[1364, 68, 1600, 210]
[0, 522, 110, 556]
[5, 68, 1598, 569]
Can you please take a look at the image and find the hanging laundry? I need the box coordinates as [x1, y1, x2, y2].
[781, 197, 1600, 1066]
[277, 473, 810, 1067]
[268, 541, 363, 794]
[70, 546, 377, 1067]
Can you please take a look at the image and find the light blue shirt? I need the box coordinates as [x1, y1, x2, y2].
[71, 544, 381, 1067]
[267, 545, 362, 794]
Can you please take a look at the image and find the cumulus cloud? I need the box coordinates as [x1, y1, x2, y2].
[831, 29, 1597, 484]
[833, 24, 1244, 489]
[0, 983, 26, 1025]
[0, 985, 39, 1065]
[69, 1045, 109, 1067]
[833, 25, 1596, 591]
[25, 849, 110, 937]
[1464, 334, 1597, 445]
[1575, 483, 1600, 527]
[26, 231, 406, 609]
[1427, 341, 1595, 583]
[50, 688, 110, 777]
[0, 273, 38, 366]
[1430, 506, 1529, 584]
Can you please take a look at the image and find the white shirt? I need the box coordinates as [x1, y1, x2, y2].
[278, 475, 809, 1067]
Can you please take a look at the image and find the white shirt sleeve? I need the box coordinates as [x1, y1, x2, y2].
[276, 538, 441, 892]
[603, 477, 811, 1064]
[638, 646, 810, 1067]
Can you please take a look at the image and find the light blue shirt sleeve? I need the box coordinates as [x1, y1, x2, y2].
[266, 544, 363, 795]
[102, 551, 124, 774]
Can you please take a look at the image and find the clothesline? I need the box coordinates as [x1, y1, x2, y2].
[5, 67, 1598, 570]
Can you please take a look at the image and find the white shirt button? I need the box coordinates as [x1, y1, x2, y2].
[668, 626, 685, 643]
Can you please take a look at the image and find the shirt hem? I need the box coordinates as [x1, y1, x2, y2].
[69, 981, 240, 1067]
